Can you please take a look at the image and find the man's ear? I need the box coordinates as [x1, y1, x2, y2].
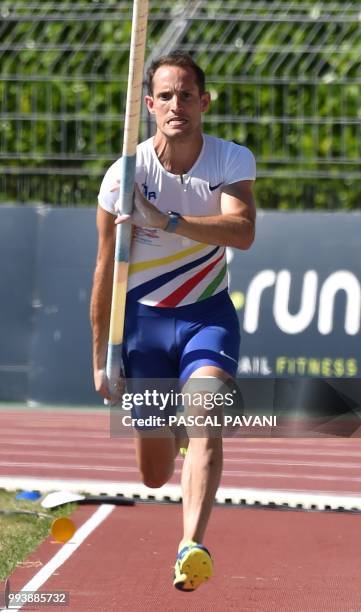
[200, 91, 211, 113]
[144, 95, 155, 114]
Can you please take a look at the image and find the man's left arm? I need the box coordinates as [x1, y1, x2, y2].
[171, 180, 256, 250]
[115, 180, 256, 250]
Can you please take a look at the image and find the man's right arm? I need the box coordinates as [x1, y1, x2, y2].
[90, 205, 116, 401]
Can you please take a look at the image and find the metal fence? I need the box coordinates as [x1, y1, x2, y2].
[1, 1, 360, 206]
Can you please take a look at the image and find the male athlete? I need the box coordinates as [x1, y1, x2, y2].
[90, 51, 256, 591]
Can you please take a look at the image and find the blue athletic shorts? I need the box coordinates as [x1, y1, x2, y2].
[122, 290, 240, 424]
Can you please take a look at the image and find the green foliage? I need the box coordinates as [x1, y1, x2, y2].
[1, 1, 360, 208]
[254, 178, 361, 210]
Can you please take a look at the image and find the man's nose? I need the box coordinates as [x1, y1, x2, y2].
[171, 94, 183, 110]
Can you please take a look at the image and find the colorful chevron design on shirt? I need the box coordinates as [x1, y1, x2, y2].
[127, 245, 226, 305]
[197, 262, 227, 301]
[156, 249, 226, 307]
[129, 242, 208, 275]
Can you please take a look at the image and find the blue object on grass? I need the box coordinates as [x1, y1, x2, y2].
[15, 490, 41, 501]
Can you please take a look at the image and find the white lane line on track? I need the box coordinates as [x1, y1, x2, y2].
[3, 439, 361, 460]
[223, 448, 361, 458]
[2, 429, 361, 451]
[221, 470, 361, 482]
[0, 462, 139, 473]
[3, 456, 361, 474]
[0, 429, 110, 439]
[3, 450, 361, 470]
[223, 458, 361, 469]
[223, 438, 361, 444]
[0, 439, 135, 450]
[2, 426, 361, 445]
[0, 504, 115, 612]
[3, 464, 361, 484]
[0, 450, 137, 461]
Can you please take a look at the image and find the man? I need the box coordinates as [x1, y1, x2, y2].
[90, 51, 256, 591]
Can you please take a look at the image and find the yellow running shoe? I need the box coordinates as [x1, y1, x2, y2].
[173, 540, 213, 591]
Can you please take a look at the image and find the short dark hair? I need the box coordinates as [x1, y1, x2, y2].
[146, 50, 206, 95]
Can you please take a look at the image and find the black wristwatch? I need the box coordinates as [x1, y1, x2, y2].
[164, 211, 182, 232]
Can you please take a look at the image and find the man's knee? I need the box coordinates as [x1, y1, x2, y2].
[135, 436, 176, 488]
[139, 466, 173, 489]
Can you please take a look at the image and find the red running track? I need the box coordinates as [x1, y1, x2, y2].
[1, 408, 361, 611]
[1, 408, 361, 494]
[1, 503, 361, 611]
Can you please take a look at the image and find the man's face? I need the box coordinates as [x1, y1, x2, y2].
[145, 65, 210, 140]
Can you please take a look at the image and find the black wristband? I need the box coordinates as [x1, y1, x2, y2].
[164, 211, 182, 232]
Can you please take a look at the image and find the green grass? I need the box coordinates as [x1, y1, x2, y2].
[0, 489, 75, 580]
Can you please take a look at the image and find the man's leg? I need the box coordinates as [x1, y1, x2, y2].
[173, 365, 230, 591]
[180, 436, 222, 543]
[180, 365, 227, 544]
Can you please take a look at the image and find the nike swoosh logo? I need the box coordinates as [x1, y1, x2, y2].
[220, 350, 238, 364]
[209, 182, 223, 191]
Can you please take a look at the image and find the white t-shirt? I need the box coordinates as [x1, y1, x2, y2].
[98, 134, 256, 307]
